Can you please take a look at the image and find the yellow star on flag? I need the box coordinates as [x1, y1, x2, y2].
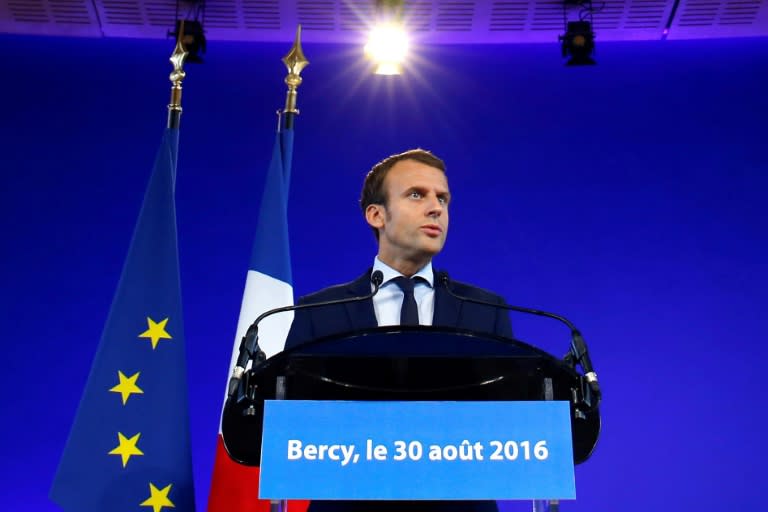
[140, 482, 175, 512]
[108, 432, 144, 468]
[138, 316, 172, 349]
[109, 371, 144, 405]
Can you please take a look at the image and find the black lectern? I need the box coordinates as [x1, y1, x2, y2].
[223, 326, 600, 469]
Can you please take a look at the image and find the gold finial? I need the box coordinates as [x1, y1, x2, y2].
[282, 25, 309, 115]
[168, 21, 189, 116]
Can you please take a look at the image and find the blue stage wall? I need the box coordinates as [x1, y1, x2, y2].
[1, 34, 767, 510]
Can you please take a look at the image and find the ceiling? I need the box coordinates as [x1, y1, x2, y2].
[1, 0, 767, 44]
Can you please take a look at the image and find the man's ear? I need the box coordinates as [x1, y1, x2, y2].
[365, 204, 385, 230]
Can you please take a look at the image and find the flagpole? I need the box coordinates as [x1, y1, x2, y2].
[208, 24, 311, 512]
[50, 20, 196, 510]
[168, 22, 189, 130]
[280, 25, 309, 131]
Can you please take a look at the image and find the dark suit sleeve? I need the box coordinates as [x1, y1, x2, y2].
[447, 277, 514, 339]
[284, 297, 312, 350]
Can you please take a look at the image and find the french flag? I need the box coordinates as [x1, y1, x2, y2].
[207, 127, 308, 512]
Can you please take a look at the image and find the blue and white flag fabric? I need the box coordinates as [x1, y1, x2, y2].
[230, 127, 295, 362]
[207, 127, 297, 512]
[50, 128, 195, 512]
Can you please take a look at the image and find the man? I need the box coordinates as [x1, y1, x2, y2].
[284, 149, 512, 512]
[285, 149, 512, 348]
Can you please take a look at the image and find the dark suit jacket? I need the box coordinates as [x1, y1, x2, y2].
[284, 269, 512, 512]
[285, 269, 512, 349]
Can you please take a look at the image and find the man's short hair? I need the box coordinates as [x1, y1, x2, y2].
[360, 149, 447, 212]
[360, 149, 447, 240]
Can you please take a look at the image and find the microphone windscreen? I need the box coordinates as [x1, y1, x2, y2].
[370, 270, 384, 286]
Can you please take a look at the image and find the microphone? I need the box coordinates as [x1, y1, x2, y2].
[438, 271, 601, 408]
[227, 270, 385, 398]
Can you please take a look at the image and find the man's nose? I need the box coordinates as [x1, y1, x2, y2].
[426, 196, 443, 217]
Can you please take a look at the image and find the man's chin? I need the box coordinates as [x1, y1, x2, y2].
[420, 241, 446, 258]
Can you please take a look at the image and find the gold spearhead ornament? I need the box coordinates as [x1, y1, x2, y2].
[282, 25, 309, 114]
[168, 21, 189, 113]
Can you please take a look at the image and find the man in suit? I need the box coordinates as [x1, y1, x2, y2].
[284, 149, 511, 512]
[285, 148, 512, 349]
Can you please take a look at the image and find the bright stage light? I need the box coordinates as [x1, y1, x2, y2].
[364, 23, 409, 75]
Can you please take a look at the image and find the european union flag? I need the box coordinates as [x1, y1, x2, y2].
[50, 128, 195, 512]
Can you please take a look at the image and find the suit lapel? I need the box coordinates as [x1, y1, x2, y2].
[343, 270, 378, 330]
[433, 268, 461, 328]
[338, 267, 462, 330]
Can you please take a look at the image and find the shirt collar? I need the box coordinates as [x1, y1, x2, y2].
[373, 256, 434, 288]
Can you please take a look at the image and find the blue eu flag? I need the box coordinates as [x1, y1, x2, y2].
[50, 128, 195, 512]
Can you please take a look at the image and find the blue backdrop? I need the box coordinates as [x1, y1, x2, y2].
[1, 34, 767, 511]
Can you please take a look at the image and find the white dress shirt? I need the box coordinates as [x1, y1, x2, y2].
[371, 256, 435, 326]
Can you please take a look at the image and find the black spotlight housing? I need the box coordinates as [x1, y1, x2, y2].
[560, 21, 596, 66]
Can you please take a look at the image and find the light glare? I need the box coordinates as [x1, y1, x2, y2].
[364, 24, 409, 75]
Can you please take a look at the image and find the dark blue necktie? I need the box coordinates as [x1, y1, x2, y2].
[391, 276, 420, 325]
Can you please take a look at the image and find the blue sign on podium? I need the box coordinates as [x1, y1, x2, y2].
[259, 400, 575, 500]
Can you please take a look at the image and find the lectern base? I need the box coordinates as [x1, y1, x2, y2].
[533, 499, 560, 512]
[302, 501, 498, 512]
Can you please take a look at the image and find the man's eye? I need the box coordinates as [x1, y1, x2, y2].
[410, 191, 422, 199]
[438, 197, 447, 205]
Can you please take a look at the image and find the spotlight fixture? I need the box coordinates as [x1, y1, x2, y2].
[364, 0, 409, 75]
[558, 0, 600, 66]
[560, 21, 595, 66]
[169, 1, 206, 64]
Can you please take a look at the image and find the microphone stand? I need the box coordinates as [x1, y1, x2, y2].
[227, 271, 385, 399]
[439, 272, 601, 411]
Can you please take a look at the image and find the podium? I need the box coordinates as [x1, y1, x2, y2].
[222, 326, 600, 506]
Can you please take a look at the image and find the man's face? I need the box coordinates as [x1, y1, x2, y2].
[366, 159, 450, 272]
